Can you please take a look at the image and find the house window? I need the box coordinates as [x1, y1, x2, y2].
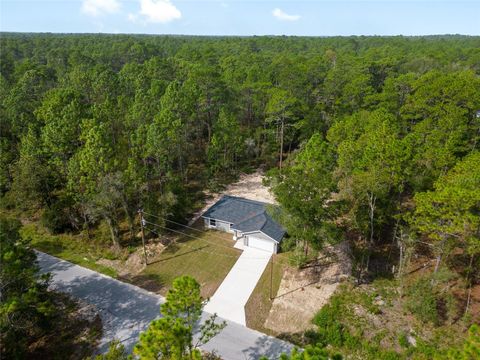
[210, 219, 216, 226]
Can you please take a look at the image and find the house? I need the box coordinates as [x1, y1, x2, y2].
[201, 195, 285, 254]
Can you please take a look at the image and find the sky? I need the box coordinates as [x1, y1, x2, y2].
[1, 0, 479, 36]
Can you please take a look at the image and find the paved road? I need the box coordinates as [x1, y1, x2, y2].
[36, 251, 294, 359]
[204, 247, 271, 325]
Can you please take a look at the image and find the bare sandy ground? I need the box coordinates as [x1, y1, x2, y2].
[188, 170, 277, 226]
[96, 241, 165, 277]
[264, 242, 351, 334]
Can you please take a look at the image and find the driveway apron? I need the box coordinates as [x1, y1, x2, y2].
[204, 247, 272, 325]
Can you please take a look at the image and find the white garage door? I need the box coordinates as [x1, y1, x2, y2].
[247, 234, 275, 253]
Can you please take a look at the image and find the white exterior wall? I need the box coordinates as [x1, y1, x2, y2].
[204, 218, 234, 234]
[204, 218, 279, 253]
[216, 220, 231, 232]
[245, 232, 277, 253]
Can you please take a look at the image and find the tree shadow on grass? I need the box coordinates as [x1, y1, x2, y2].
[148, 244, 210, 265]
[276, 332, 306, 347]
[120, 273, 165, 293]
[33, 240, 65, 256]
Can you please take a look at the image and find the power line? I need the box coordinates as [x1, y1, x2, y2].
[144, 215, 292, 264]
[144, 226, 235, 280]
[143, 221, 293, 301]
[143, 219, 238, 251]
[143, 220, 274, 260]
[145, 227, 261, 273]
[143, 211, 232, 243]
[144, 225, 244, 263]
[143, 211, 289, 259]
[143, 219, 233, 250]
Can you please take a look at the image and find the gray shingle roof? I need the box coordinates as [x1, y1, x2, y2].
[201, 195, 285, 242]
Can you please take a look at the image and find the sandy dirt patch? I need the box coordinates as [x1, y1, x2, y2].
[264, 242, 351, 334]
[189, 170, 277, 226]
[97, 241, 165, 277]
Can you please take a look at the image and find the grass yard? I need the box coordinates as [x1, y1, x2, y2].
[23, 222, 118, 278]
[140, 225, 241, 298]
[245, 252, 290, 334]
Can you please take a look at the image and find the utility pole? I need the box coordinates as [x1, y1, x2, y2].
[138, 209, 148, 266]
[269, 255, 274, 301]
[279, 115, 284, 171]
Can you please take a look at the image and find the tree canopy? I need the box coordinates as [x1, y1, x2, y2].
[1, 31, 478, 284]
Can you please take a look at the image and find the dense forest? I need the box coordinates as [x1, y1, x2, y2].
[1, 33, 480, 359]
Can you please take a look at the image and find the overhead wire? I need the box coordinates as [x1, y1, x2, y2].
[142, 212, 290, 263]
[142, 218, 240, 251]
[142, 216, 278, 260]
[143, 215, 296, 300]
[143, 225, 238, 275]
[143, 211, 233, 243]
[144, 225, 240, 260]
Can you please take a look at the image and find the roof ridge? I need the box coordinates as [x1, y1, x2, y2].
[259, 213, 269, 231]
[261, 212, 278, 231]
[234, 212, 266, 227]
[221, 194, 270, 206]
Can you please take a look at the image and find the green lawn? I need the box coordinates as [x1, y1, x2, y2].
[140, 226, 241, 298]
[23, 222, 118, 278]
[22, 216, 241, 299]
[245, 252, 290, 334]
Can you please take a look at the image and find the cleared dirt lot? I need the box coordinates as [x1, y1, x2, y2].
[264, 242, 351, 334]
[189, 170, 277, 226]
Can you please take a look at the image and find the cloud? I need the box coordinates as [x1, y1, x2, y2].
[81, 0, 120, 17]
[127, 13, 139, 22]
[136, 0, 182, 23]
[272, 8, 301, 22]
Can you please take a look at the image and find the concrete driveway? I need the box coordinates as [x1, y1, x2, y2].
[204, 247, 272, 325]
[36, 251, 293, 359]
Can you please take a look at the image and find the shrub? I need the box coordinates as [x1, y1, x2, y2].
[278, 236, 296, 252]
[278, 345, 344, 360]
[289, 247, 309, 268]
[41, 196, 74, 234]
[444, 292, 458, 323]
[358, 291, 381, 315]
[398, 332, 410, 349]
[312, 297, 347, 347]
[343, 332, 361, 349]
[404, 277, 439, 324]
[94, 340, 128, 360]
[431, 267, 458, 284]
